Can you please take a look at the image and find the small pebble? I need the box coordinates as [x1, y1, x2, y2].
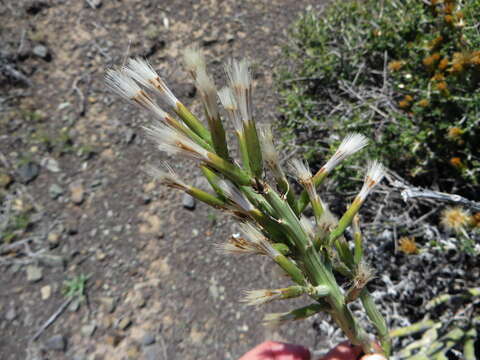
[44, 334, 67, 351]
[182, 193, 196, 210]
[26, 265, 43, 282]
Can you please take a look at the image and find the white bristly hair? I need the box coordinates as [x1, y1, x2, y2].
[242, 289, 283, 306]
[219, 234, 263, 256]
[146, 163, 188, 191]
[218, 87, 242, 133]
[357, 160, 385, 200]
[143, 121, 209, 161]
[105, 69, 142, 100]
[123, 58, 178, 108]
[105, 69, 171, 122]
[182, 45, 206, 77]
[259, 125, 279, 167]
[290, 159, 313, 184]
[323, 133, 368, 173]
[217, 180, 254, 212]
[262, 311, 296, 327]
[238, 223, 279, 259]
[224, 59, 252, 124]
[196, 69, 220, 121]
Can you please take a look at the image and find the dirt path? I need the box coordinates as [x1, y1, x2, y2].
[0, 1, 328, 359]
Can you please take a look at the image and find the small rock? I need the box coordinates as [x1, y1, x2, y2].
[141, 333, 156, 346]
[182, 193, 196, 210]
[144, 345, 164, 360]
[69, 180, 85, 205]
[33, 44, 48, 59]
[96, 251, 107, 261]
[125, 129, 136, 144]
[126, 345, 140, 359]
[41, 157, 60, 172]
[47, 232, 61, 248]
[5, 307, 16, 321]
[81, 323, 96, 337]
[41, 285, 52, 300]
[49, 184, 64, 199]
[68, 298, 80, 312]
[26, 265, 43, 282]
[118, 317, 132, 330]
[17, 161, 40, 184]
[0, 173, 13, 189]
[44, 334, 67, 351]
[105, 333, 124, 347]
[87, 0, 102, 8]
[202, 32, 219, 46]
[38, 254, 65, 267]
[100, 297, 116, 313]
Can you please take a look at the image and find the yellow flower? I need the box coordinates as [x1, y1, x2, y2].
[441, 207, 470, 232]
[438, 57, 449, 71]
[388, 60, 404, 72]
[449, 157, 463, 168]
[447, 127, 463, 140]
[399, 237, 419, 254]
[417, 99, 430, 108]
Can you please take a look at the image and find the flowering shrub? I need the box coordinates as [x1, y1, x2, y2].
[278, 0, 480, 194]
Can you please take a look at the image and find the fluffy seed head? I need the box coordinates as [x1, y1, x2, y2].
[259, 125, 280, 167]
[143, 121, 209, 161]
[196, 69, 220, 120]
[239, 223, 279, 259]
[358, 160, 385, 200]
[242, 289, 284, 306]
[124, 58, 178, 108]
[182, 45, 206, 77]
[218, 87, 242, 132]
[263, 312, 297, 327]
[290, 159, 313, 184]
[353, 261, 375, 289]
[219, 234, 264, 256]
[105, 69, 142, 100]
[218, 180, 254, 212]
[323, 133, 369, 173]
[225, 59, 252, 124]
[146, 163, 188, 191]
[441, 206, 470, 232]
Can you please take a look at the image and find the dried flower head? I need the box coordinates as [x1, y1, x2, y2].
[143, 122, 209, 161]
[441, 206, 470, 232]
[398, 237, 419, 254]
[322, 133, 368, 173]
[218, 180, 254, 212]
[105, 69, 174, 123]
[238, 223, 279, 259]
[358, 161, 385, 200]
[196, 69, 220, 121]
[225, 59, 253, 124]
[220, 234, 264, 256]
[123, 58, 178, 108]
[259, 125, 280, 168]
[182, 45, 206, 78]
[398, 100, 410, 109]
[218, 87, 242, 132]
[146, 163, 188, 191]
[290, 159, 312, 184]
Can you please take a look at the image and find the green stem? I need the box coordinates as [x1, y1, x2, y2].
[175, 102, 212, 141]
[360, 289, 391, 357]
